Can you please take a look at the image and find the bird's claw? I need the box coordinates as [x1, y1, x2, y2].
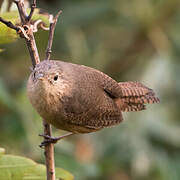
[39, 134, 60, 148]
[38, 132, 74, 148]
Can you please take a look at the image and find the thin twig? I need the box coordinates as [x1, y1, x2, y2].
[43, 121, 56, 180]
[1, 1, 56, 180]
[27, 0, 36, 22]
[14, 0, 28, 24]
[45, 10, 62, 60]
[0, 17, 19, 31]
[17, 25, 30, 40]
[25, 27, 40, 67]
[13, 0, 40, 67]
[32, 19, 43, 32]
[43, 11, 63, 179]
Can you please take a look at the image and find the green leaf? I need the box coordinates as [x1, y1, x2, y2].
[0, 11, 19, 44]
[0, 48, 4, 52]
[0, 150, 74, 180]
[0, 9, 50, 45]
[0, 148, 5, 158]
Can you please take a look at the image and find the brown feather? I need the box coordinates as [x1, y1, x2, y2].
[116, 82, 160, 112]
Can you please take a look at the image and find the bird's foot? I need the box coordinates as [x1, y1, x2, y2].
[39, 133, 74, 148]
[39, 134, 59, 148]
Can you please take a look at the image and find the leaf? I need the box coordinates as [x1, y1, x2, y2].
[0, 149, 74, 180]
[0, 11, 19, 44]
[0, 9, 50, 45]
[0, 48, 4, 52]
[0, 148, 5, 158]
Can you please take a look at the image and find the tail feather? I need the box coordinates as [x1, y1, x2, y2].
[116, 81, 160, 112]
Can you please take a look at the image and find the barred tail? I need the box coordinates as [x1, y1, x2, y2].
[116, 81, 160, 112]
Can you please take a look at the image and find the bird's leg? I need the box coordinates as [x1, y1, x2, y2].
[39, 132, 74, 147]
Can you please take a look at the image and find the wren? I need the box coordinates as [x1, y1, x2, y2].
[27, 60, 159, 136]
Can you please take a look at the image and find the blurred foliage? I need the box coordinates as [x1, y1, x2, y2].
[0, 0, 180, 179]
[0, 11, 19, 44]
[0, 148, 73, 180]
[0, 8, 50, 44]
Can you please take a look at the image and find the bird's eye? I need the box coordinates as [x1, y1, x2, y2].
[53, 75, 58, 81]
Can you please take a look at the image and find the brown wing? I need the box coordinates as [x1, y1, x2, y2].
[63, 86, 123, 130]
[62, 66, 124, 130]
[116, 81, 160, 111]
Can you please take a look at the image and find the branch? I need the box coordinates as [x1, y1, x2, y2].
[12, 0, 40, 67]
[0, 17, 19, 31]
[43, 12, 62, 179]
[15, 1, 56, 179]
[43, 121, 56, 180]
[27, 0, 36, 22]
[45, 10, 62, 60]
[0, 1, 56, 180]
[14, 0, 28, 24]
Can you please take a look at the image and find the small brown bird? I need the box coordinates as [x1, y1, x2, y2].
[27, 60, 159, 142]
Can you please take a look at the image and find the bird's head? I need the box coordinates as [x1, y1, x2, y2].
[32, 60, 63, 86]
[28, 60, 72, 100]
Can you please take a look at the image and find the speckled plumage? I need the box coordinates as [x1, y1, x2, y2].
[27, 60, 160, 133]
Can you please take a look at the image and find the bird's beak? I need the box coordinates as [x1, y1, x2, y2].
[36, 73, 44, 80]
